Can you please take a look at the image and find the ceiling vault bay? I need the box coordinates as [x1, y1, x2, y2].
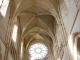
[10, 0, 66, 60]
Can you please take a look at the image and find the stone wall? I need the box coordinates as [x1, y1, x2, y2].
[59, 0, 80, 60]
[0, 38, 6, 60]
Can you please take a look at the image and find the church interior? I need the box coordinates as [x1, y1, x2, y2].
[0, 0, 80, 60]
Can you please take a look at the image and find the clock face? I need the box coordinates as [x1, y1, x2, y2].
[29, 43, 48, 59]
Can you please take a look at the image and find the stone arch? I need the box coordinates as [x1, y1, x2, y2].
[70, 32, 80, 60]
[8, 0, 68, 59]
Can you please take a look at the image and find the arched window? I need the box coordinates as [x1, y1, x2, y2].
[0, 0, 3, 6]
[12, 24, 18, 42]
[0, 0, 9, 17]
[68, 32, 80, 60]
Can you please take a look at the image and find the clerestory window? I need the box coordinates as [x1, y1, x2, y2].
[0, 0, 9, 17]
[12, 24, 18, 42]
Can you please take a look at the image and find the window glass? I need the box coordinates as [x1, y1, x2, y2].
[0, 0, 9, 17]
[29, 43, 48, 59]
[0, 0, 2, 6]
[12, 25, 18, 42]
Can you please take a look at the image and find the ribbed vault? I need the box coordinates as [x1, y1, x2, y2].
[11, 0, 62, 60]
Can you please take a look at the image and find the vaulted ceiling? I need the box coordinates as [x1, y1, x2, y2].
[11, 0, 60, 59]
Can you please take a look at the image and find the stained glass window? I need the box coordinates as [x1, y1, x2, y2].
[29, 43, 48, 59]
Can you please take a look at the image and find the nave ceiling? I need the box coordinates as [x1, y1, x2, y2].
[1, 0, 80, 60]
[11, 0, 59, 48]
[9, 0, 66, 60]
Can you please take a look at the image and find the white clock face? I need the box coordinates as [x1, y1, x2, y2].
[29, 43, 48, 59]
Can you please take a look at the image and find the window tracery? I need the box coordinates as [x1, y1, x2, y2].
[29, 43, 48, 59]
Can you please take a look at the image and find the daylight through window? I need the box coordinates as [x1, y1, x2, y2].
[29, 43, 48, 59]
[12, 25, 18, 42]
